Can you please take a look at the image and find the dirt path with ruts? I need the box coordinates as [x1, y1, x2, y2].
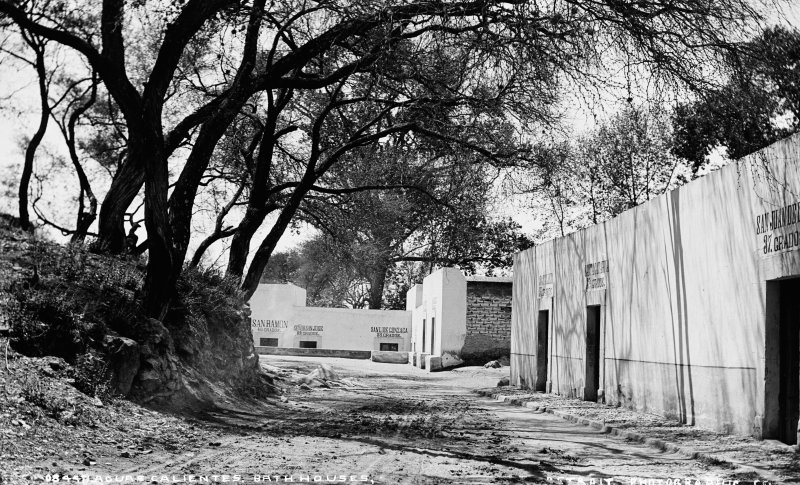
[62, 355, 771, 485]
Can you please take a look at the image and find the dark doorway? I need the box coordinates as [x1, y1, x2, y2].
[380, 343, 399, 351]
[765, 278, 800, 445]
[585, 305, 601, 402]
[430, 317, 436, 354]
[422, 318, 426, 353]
[298, 341, 317, 349]
[536, 310, 549, 392]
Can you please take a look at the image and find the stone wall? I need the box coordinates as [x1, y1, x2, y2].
[462, 281, 512, 363]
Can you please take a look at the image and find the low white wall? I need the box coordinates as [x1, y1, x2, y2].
[249, 283, 411, 351]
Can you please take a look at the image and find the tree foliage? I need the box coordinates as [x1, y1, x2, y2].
[534, 104, 687, 237]
[0, 0, 772, 322]
[672, 25, 800, 171]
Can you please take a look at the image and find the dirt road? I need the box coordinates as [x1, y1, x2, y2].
[57, 355, 768, 485]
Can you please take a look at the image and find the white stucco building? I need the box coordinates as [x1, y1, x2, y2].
[511, 133, 800, 445]
[249, 283, 411, 359]
[250, 270, 514, 367]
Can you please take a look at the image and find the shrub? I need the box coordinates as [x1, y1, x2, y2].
[19, 374, 77, 423]
[73, 352, 115, 403]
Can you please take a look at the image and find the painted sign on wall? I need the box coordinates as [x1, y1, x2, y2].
[251, 319, 288, 332]
[371, 326, 408, 338]
[756, 201, 800, 255]
[294, 324, 324, 336]
[537, 273, 554, 298]
[585, 260, 609, 291]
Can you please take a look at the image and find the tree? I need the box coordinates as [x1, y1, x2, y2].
[586, 104, 686, 217]
[298, 130, 533, 309]
[4, 29, 50, 231]
[0, 0, 772, 321]
[261, 237, 371, 308]
[0, 26, 104, 238]
[49, 74, 100, 243]
[533, 104, 688, 238]
[672, 26, 800, 171]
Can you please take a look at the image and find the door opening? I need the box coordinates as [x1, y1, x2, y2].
[430, 317, 436, 354]
[536, 310, 549, 392]
[585, 305, 601, 402]
[422, 318, 426, 353]
[765, 278, 800, 445]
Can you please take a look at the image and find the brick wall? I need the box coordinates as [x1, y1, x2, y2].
[462, 281, 512, 363]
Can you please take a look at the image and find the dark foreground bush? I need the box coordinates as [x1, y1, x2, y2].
[0, 217, 270, 409]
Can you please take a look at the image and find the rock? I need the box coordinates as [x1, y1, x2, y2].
[47, 357, 67, 372]
[138, 318, 171, 346]
[82, 457, 95, 466]
[299, 384, 312, 391]
[280, 396, 289, 403]
[103, 334, 140, 396]
[484, 360, 501, 369]
[307, 364, 339, 382]
[208, 442, 221, 447]
[497, 376, 510, 387]
[440, 352, 464, 369]
[120, 451, 131, 458]
[92, 396, 104, 407]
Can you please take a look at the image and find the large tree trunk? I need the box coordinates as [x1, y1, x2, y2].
[142, 139, 181, 320]
[240, 188, 310, 299]
[131, 121, 177, 320]
[168, 106, 244, 268]
[367, 263, 389, 309]
[168, 0, 266, 270]
[226, 206, 270, 279]
[225, 99, 285, 279]
[97, 160, 145, 252]
[19, 43, 49, 231]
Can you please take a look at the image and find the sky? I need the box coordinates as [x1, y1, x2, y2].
[0, 3, 798, 268]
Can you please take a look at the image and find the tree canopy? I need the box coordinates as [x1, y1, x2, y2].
[0, 0, 774, 321]
[672, 25, 800, 171]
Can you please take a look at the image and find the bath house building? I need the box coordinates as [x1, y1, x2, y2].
[510, 133, 800, 445]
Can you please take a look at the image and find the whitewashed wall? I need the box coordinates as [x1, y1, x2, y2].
[512, 133, 800, 437]
[249, 284, 411, 351]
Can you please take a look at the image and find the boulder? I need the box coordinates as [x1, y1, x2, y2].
[440, 352, 464, 369]
[307, 364, 339, 382]
[497, 376, 510, 387]
[137, 318, 171, 347]
[103, 334, 140, 395]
